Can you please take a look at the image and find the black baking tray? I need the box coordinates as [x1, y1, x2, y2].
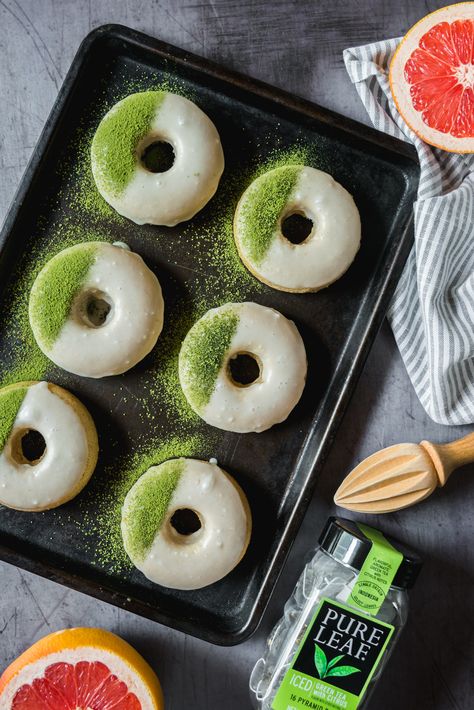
[0, 25, 419, 645]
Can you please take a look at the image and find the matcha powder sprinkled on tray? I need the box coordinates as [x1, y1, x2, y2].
[82, 435, 206, 572]
[91, 91, 165, 197]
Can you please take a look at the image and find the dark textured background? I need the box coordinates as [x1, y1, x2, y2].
[0, 2, 473, 709]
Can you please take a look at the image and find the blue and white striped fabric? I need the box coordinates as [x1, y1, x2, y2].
[344, 38, 474, 425]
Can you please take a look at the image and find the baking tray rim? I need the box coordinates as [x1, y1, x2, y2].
[0, 23, 419, 646]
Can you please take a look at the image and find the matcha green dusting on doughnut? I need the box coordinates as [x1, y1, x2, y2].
[91, 91, 166, 197]
[180, 309, 239, 412]
[123, 458, 186, 561]
[79, 434, 206, 572]
[29, 243, 98, 350]
[239, 165, 302, 265]
[0, 386, 27, 452]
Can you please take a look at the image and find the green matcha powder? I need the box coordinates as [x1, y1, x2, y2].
[91, 91, 165, 197]
[239, 165, 302, 265]
[0, 386, 27, 452]
[123, 458, 185, 561]
[29, 243, 98, 350]
[179, 308, 239, 412]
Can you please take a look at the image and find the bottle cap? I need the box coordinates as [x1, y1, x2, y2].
[319, 517, 423, 589]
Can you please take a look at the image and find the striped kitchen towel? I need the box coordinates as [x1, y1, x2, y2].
[344, 38, 474, 425]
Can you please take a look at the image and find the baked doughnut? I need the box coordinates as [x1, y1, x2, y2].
[121, 458, 251, 590]
[178, 302, 307, 433]
[0, 381, 98, 511]
[234, 165, 361, 292]
[91, 91, 225, 226]
[29, 241, 164, 378]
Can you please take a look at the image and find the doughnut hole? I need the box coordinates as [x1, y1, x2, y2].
[281, 211, 314, 244]
[76, 289, 113, 328]
[141, 140, 175, 173]
[168, 508, 203, 544]
[10, 428, 47, 465]
[228, 352, 262, 387]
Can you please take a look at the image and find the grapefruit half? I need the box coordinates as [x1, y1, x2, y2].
[0, 627, 164, 709]
[390, 2, 474, 153]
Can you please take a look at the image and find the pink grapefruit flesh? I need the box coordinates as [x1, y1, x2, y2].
[390, 3, 474, 153]
[11, 660, 141, 709]
[0, 628, 164, 710]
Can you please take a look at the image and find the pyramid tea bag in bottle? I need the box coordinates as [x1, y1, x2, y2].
[250, 517, 422, 710]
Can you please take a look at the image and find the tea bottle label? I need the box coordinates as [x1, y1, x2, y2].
[271, 598, 394, 710]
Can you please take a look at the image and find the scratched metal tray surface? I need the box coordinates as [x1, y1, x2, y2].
[0, 25, 418, 645]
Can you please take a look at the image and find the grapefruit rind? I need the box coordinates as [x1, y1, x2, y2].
[389, 2, 474, 153]
[0, 628, 164, 709]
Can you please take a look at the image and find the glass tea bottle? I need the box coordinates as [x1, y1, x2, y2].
[250, 517, 422, 710]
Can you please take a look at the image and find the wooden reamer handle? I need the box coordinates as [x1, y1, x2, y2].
[420, 431, 474, 487]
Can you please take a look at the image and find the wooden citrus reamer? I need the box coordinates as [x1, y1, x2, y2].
[334, 431, 474, 513]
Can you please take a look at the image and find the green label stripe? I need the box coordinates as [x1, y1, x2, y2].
[348, 524, 403, 615]
[272, 598, 395, 710]
[0, 385, 28, 452]
[272, 670, 361, 710]
[122, 458, 185, 561]
[29, 243, 98, 350]
[179, 308, 239, 412]
[239, 165, 301, 265]
[91, 91, 165, 197]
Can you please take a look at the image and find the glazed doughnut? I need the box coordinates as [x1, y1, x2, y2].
[178, 302, 307, 433]
[0, 381, 98, 511]
[121, 458, 251, 590]
[234, 165, 361, 292]
[29, 241, 164, 378]
[91, 91, 225, 226]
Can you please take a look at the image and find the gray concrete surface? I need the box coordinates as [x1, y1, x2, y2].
[0, 1, 473, 708]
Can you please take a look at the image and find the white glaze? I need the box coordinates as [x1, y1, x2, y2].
[0, 644, 157, 709]
[182, 302, 307, 433]
[235, 166, 361, 291]
[122, 459, 250, 590]
[0, 382, 90, 511]
[93, 93, 225, 226]
[44, 243, 164, 378]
